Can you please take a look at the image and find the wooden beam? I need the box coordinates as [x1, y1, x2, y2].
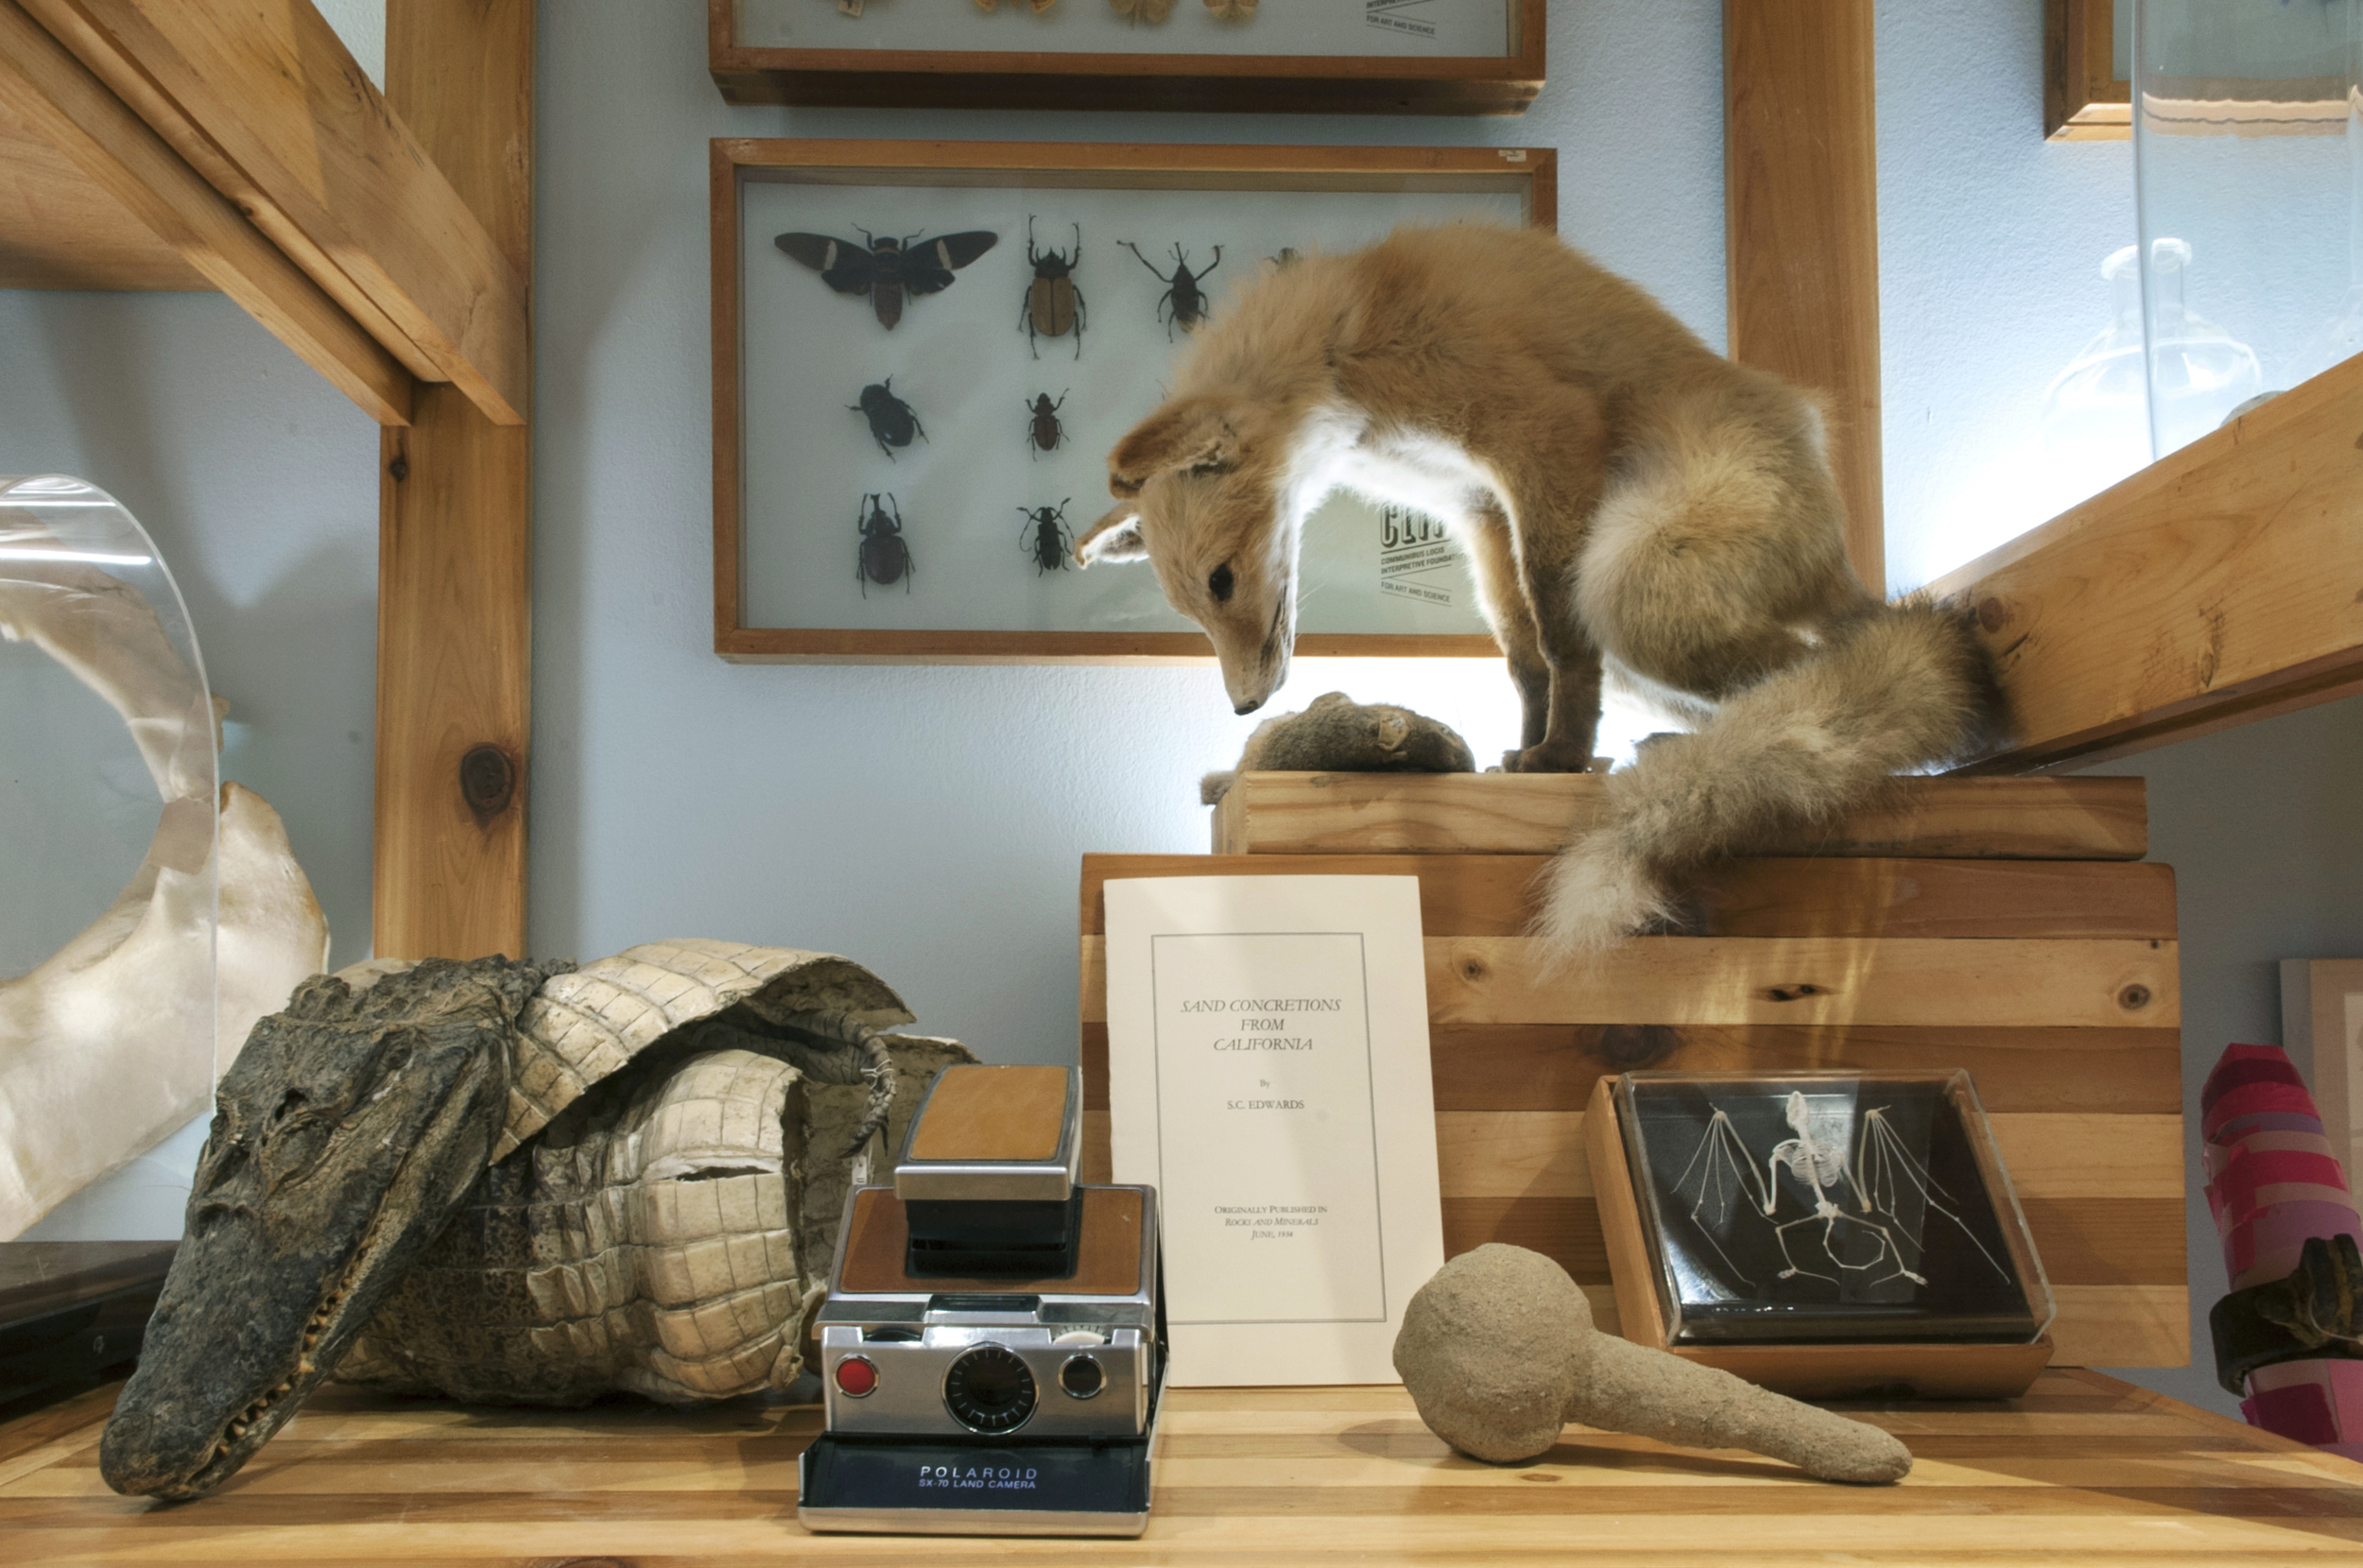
[0, 0, 409, 422]
[1929, 350, 2363, 771]
[1724, 0, 1884, 591]
[26, 0, 528, 425]
[0, 89, 208, 289]
[372, 0, 532, 961]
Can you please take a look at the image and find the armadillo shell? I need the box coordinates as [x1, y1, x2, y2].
[500, 939, 913, 1162]
[337, 1034, 975, 1404]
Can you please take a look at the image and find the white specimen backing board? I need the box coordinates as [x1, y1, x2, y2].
[736, 176, 1518, 639]
[2284, 958, 2363, 1187]
[733, 0, 1516, 59]
[1102, 875, 1442, 1386]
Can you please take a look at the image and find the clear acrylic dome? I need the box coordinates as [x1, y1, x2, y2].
[0, 474, 218, 1240]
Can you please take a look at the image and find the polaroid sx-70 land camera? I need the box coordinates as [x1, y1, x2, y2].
[797, 1064, 1166, 1538]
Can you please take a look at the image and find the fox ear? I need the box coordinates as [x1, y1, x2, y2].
[1074, 505, 1149, 567]
[1108, 397, 1239, 496]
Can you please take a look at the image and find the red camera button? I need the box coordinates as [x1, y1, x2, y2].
[835, 1356, 878, 1398]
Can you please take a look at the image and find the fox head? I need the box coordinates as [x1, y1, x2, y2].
[1074, 394, 1304, 715]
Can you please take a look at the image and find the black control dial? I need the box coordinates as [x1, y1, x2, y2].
[942, 1344, 1037, 1434]
[1059, 1354, 1105, 1399]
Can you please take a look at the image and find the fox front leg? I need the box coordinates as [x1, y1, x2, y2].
[1508, 635, 1604, 773]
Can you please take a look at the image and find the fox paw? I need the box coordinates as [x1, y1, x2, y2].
[1502, 738, 1599, 774]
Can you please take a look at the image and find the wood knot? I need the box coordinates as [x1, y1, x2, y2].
[1457, 956, 1489, 984]
[459, 744, 517, 822]
[1976, 597, 2012, 632]
[1759, 983, 1823, 1003]
[2118, 983, 2153, 1011]
[1593, 1024, 1679, 1071]
[388, 455, 410, 482]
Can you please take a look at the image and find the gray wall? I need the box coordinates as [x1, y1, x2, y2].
[9, 1, 2363, 1417]
[2079, 698, 2363, 1417]
[526, 0, 1723, 1055]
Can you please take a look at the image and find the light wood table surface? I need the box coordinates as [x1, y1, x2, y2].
[5, 1370, 2361, 1564]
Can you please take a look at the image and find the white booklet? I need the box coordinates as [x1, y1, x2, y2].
[1102, 874, 1443, 1386]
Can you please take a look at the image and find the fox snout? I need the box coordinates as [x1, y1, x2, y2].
[1218, 604, 1292, 715]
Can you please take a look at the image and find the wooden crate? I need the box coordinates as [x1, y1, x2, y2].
[1080, 773, 2186, 1370]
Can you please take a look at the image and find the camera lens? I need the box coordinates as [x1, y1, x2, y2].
[942, 1344, 1037, 1434]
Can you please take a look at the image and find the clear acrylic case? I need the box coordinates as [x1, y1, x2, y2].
[2133, 0, 2360, 457]
[0, 474, 216, 1242]
[1613, 1070, 2054, 1347]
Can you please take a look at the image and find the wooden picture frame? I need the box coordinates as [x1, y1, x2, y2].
[2283, 958, 2363, 1186]
[1583, 1076, 2055, 1400]
[2045, 0, 2130, 141]
[711, 138, 1554, 664]
[707, 0, 1544, 116]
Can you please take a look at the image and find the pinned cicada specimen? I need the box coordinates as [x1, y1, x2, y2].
[1204, 0, 1257, 17]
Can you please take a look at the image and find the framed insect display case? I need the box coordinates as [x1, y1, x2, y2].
[712, 138, 1554, 663]
[1583, 1072, 2059, 1401]
[707, 0, 1544, 116]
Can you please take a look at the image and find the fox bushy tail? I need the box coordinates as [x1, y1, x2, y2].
[1532, 597, 2006, 960]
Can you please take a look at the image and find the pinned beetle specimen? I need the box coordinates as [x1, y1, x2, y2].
[1020, 500, 1075, 576]
[1122, 239, 1222, 339]
[1025, 391, 1068, 457]
[1111, 0, 1173, 21]
[1204, 0, 1257, 18]
[856, 492, 913, 595]
[774, 228, 998, 330]
[1020, 217, 1086, 359]
[850, 378, 925, 459]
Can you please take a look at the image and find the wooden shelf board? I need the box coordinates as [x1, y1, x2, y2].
[9, 1372, 2355, 1558]
[1932, 347, 2363, 772]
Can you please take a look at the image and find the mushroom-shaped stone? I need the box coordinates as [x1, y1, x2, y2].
[1393, 1245, 1912, 1484]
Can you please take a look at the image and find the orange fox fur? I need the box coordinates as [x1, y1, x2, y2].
[1075, 223, 2004, 955]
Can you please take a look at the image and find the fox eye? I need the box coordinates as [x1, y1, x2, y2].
[1208, 564, 1233, 602]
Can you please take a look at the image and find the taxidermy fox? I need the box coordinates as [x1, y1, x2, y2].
[1074, 223, 2004, 956]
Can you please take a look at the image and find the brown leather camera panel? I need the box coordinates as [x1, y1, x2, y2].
[837, 1187, 1144, 1297]
[906, 1064, 1070, 1163]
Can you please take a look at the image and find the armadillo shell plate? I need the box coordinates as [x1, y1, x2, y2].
[499, 939, 914, 1161]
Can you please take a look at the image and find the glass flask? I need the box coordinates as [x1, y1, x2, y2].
[2138, 236, 2264, 457]
[2039, 244, 2157, 511]
[0, 474, 217, 1242]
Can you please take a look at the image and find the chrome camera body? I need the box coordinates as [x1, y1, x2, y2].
[797, 1065, 1165, 1539]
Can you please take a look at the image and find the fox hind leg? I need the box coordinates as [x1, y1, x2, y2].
[1496, 389, 1613, 774]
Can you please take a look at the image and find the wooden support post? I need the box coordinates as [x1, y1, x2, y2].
[373, 0, 532, 960]
[1724, 0, 1884, 593]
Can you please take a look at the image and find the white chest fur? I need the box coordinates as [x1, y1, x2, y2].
[1285, 404, 1499, 527]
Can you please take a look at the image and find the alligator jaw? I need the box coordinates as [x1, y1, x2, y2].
[100, 958, 542, 1501]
